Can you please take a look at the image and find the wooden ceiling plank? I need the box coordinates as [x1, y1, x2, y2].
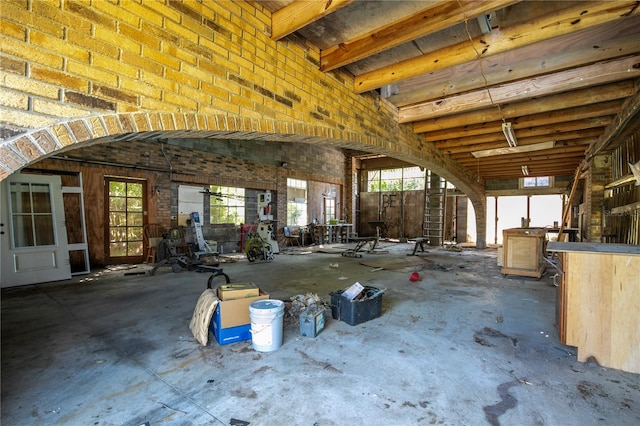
[320, 0, 518, 72]
[473, 165, 585, 176]
[439, 133, 599, 155]
[412, 81, 635, 133]
[354, 1, 640, 94]
[587, 80, 640, 159]
[271, 0, 355, 41]
[456, 147, 590, 165]
[479, 168, 579, 179]
[420, 101, 623, 139]
[434, 128, 604, 150]
[431, 118, 611, 148]
[390, 23, 640, 107]
[473, 159, 585, 171]
[399, 55, 640, 123]
[455, 151, 590, 167]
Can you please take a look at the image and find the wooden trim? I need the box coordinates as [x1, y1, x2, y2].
[548, 241, 640, 255]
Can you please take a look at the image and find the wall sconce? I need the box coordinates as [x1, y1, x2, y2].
[502, 122, 518, 147]
[521, 165, 529, 176]
[280, 162, 288, 168]
[153, 185, 161, 195]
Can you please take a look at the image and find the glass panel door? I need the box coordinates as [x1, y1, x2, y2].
[1, 173, 71, 287]
[106, 178, 146, 261]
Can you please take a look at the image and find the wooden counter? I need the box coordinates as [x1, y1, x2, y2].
[548, 242, 640, 374]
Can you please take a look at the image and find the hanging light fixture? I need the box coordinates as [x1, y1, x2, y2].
[521, 165, 529, 176]
[502, 122, 518, 147]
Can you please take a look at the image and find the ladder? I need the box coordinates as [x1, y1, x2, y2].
[423, 172, 446, 246]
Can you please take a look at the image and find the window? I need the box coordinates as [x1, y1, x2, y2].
[210, 186, 245, 225]
[324, 198, 336, 222]
[9, 182, 55, 247]
[367, 167, 425, 192]
[287, 178, 307, 226]
[521, 176, 552, 188]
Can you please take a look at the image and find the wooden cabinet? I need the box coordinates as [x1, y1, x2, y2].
[549, 242, 640, 374]
[501, 228, 547, 278]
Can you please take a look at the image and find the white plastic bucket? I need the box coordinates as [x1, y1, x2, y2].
[249, 299, 285, 352]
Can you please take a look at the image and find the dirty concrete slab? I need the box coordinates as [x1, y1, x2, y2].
[2, 243, 639, 425]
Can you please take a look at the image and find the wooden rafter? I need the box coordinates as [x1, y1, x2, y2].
[389, 21, 640, 107]
[421, 105, 621, 141]
[271, 0, 355, 41]
[354, 1, 640, 93]
[320, 0, 518, 72]
[412, 81, 635, 133]
[438, 131, 600, 155]
[430, 118, 611, 148]
[399, 55, 640, 123]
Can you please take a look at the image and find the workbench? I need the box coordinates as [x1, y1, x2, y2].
[548, 242, 640, 374]
[314, 223, 352, 244]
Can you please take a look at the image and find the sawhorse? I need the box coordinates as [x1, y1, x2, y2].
[341, 236, 378, 258]
[409, 237, 428, 255]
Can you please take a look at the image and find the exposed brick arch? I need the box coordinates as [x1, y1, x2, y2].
[0, 111, 487, 247]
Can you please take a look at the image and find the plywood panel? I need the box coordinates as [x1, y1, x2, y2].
[563, 251, 640, 374]
[609, 254, 640, 373]
[501, 228, 546, 277]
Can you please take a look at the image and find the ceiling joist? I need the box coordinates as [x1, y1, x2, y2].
[354, 1, 640, 94]
[260, 0, 640, 182]
[320, 0, 517, 72]
[400, 55, 640, 123]
[271, 0, 355, 41]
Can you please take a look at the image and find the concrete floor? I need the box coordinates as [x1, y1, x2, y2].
[1, 242, 639, 426]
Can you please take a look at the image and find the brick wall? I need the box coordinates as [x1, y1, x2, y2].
[32, 138, 346, 265]
[0, 0, 487, 246]
[586, 154, 612, 242]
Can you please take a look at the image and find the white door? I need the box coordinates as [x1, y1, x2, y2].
[0, 173, 71, 287]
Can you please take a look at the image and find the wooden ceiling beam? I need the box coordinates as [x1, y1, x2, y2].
[455, 146, 589, 165]
[431, 118, 610, 148]
[455, 150, 590, 166]
[587, 80, 640, 159]
[476, 161, 584, 172]
[471, 157, 585, 170]
[438, 134, 599, 155]
[390, 23, 640, 107]
[434, 128, 603, 150]
[399, 55, 640, 123]
[412, 81, 635, 133]
[271, 0, 355, 41]
[354, 1, 640, 93]
[320, 0, 518, 72]
[420, 101, 623, 140]
[479, 167, 581, 179]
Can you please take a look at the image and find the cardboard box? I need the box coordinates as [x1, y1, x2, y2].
[210, 321, 252, 345]
[210, 288, 269, 345]
[218, 282, 259, 300]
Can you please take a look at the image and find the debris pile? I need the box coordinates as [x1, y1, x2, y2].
[288, 293, 328, 318]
